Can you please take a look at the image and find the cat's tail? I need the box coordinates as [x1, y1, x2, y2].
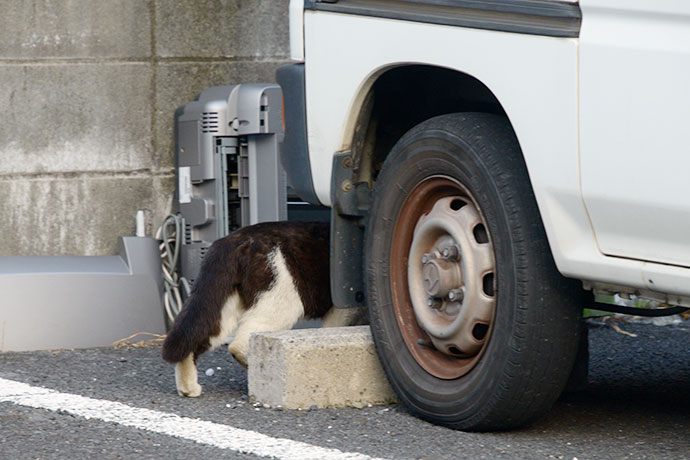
[162, 237, 238, 363]
[161, 298, 210, 363]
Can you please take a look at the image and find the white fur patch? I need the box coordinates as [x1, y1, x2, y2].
[209, 291, 243, 349]
[322, 306, 367, 328]
[228, 247, 305, 366]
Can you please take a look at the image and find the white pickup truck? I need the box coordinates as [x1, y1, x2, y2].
[276, 0, 690, 430]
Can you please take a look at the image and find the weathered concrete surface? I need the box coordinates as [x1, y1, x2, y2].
[248, 326, 398, 409]
[0, 64, 153, 175]
[155, 0, 289, 59]
[0, 1, 290, 256]
[0, 175, 173, 256]
[151, 175, 175, 233]
[0, 0, 151, 59]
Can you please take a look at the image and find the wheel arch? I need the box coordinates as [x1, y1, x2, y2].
[344, 64, 512, 188]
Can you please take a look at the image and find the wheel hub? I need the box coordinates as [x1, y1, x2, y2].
[390, 176, 497, 379]
[421, 252, 461, 298]
[408, 196, 496, 358]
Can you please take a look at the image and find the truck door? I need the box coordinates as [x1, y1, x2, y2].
[579, 0, 690, 267]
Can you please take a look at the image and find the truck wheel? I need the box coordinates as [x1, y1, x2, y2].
[364, 113, 583, 430]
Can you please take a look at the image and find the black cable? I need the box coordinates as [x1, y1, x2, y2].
[591, 302, 689, 317]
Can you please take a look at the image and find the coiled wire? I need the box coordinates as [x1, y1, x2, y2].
[156, 214, 191, 324]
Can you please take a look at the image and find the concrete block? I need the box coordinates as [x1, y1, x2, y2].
[154, 60, 287, 169]
[248, 326, 398, 409]
[0, 176, 157, 256]
[0, 64, 153, 175]
[151, 175, 175, 234]
[0, 0, 151, 59]
[155, 0, 289, 59]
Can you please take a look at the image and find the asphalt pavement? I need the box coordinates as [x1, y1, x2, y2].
[0, 319, 688, 460]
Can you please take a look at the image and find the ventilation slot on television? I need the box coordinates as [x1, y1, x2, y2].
[201, 112, 219, 133]
[184, 223, 192, 245]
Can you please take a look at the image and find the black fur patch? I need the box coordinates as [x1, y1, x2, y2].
[162, 221, 331, 363]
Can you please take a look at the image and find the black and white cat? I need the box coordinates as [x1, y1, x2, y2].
[162, 221, 366, 397]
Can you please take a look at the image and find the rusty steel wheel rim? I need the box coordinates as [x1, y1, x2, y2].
[390, 176, 497, 379]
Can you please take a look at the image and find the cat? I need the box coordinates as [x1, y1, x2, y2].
[161, 221, 366, 397]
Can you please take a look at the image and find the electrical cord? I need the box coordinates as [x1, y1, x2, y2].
[591, 301, 688, 317]
[156, 214, 191, 324]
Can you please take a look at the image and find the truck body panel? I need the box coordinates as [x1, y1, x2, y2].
[288, 0, 690, 302]
[580, 0, 690, 268]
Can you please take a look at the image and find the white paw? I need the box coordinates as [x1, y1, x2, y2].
[174, 354, 202, 397]
[230, 350, 248, 369]
[177, 381, 202, 398]
[228, 343, 248, 368]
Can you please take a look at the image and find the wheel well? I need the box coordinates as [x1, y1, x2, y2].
[351, 65, 507, 186]
[331, 65, 510, 310]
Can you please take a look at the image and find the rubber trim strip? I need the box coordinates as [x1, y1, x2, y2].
[275, 64, 321, 205]
[306, 0, 581, 38]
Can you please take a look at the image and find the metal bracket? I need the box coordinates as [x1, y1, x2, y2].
[330, 152, 371, 308]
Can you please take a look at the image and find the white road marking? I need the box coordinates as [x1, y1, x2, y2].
[0, 377, 387, 460]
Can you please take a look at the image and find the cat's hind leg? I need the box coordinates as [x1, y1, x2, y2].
[322, 306, 368, 327]
[173, 292, 242, 397]
[175, 353, 202, 397]
[228, 248, 304, 367]
[228, 302, 304, 367]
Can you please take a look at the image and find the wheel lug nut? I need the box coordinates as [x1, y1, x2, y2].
[448, 288, 464, 303]
[442, 245, 459, 260]
[427, 297, 442, 310]
[422, 253, 436, 264]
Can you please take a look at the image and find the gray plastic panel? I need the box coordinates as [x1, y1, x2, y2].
[0, 237, 165, 352]
[0, 256, 128, 275]
[247, 135, 287, 225]
[177, 120, 201, 167]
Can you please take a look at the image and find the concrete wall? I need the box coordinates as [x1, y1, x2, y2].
[0, 0, 290, 256]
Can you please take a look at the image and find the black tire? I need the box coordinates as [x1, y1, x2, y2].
[563, 320, 590, 393]
[365, 113, 584, 431]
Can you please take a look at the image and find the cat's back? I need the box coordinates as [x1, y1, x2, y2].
[226, 221, 332, 316]
[225, 221, 329, 253]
